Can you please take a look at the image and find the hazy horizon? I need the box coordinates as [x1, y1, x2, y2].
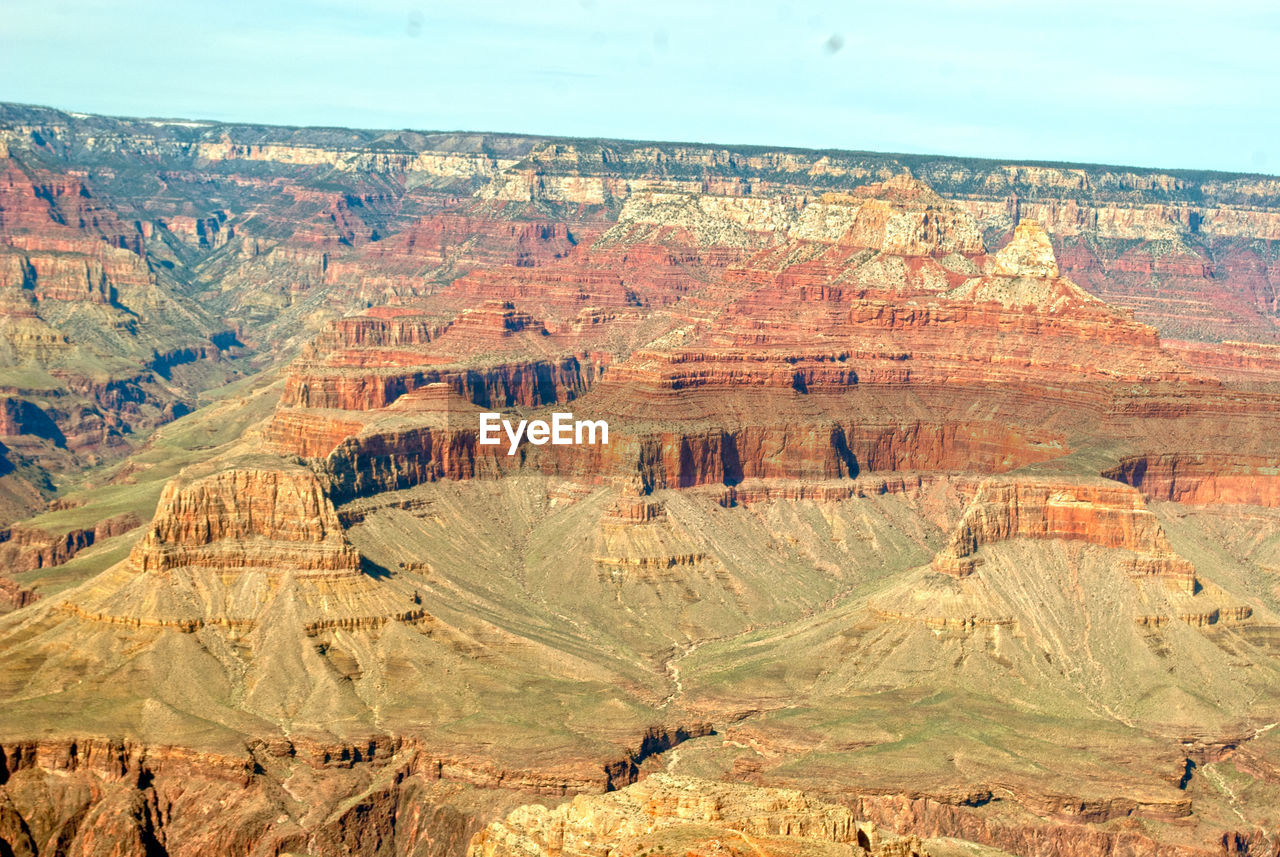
[6, 0, 1279, 175]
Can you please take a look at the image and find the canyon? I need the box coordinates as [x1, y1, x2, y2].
[2, 104, 1280, 857]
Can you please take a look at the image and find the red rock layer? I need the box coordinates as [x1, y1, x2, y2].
[0, 512, 140, 573]
[1104, 454, 1280, 507]
[332, 213, 579, 273]
[279, 353, 604, 413]
[261, 409, 371, 458]
[933, 478, 1196, 591]
[0, 162, 141, 252]
[621, 421, 1058, 493]
[431, 252, 680, 321]
[306, 307, 445, 352]
[1055, 234, 1280, 343]
[1165, 339, 1280, 382]
[0, 162, 153, 315]
[318, 411, 1058, 502]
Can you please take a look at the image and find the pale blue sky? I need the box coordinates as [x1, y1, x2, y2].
[5, 0, 1278, 173]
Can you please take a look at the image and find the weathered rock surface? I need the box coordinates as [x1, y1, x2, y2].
[0, 511, 139, 573]
[931, 477, 1197, 591]
[469, 774, 927, 857]
[1104, 454, 1280, 506]
[52, 461, 426, 636]
[130, 463, 358, 576]
[948, 221, 1107, 312]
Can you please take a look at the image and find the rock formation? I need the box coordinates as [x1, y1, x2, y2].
[0, 511, 139, 573]
[470, 774, 928, 857]
[4, 104, 1280, 857]
[1104, 453, 1280, 506]
[931, 477, 1197, 591]
[947, 220, 1107, 312]
[56, 460, 427, 634]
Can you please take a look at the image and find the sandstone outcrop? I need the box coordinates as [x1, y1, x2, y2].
[50, 460, 428, 634]
[1103, 453, 1280, 507]
[0, 511, 140, 573]
[931, 477, 1197, 592]
[130, 463, 358, 576]
[469, 774, 928, 857]
[947, 221, 1108, 312]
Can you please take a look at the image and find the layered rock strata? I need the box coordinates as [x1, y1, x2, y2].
[7, 105, 1280, 857]
[1104, 454, 1280, 507]
[54, 461, 418, 633]
[931, 478, 1197, 592]
[469, 774, 927, 857]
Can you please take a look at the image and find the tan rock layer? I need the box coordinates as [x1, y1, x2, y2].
[469, 773, 927, 857]
[129, 466, 358, 575]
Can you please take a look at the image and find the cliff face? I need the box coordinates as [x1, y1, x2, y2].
[129, 465, 359, 576]
[2, 101, 1279, 524]
[0, 511, 139, 574]
[281, 355, 600, 412]
[930, 477, 1197, 592]
[1104, 453, 1280, 506]
[310, 413, 1057, 502]
[470, 774, 927, 857]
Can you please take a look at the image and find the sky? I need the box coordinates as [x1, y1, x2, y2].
[4, 0, 1279, 174]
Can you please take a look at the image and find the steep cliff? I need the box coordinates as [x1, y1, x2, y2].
[52, 460, 428, 638]
[930, 477, 1197, 592]
[1103, 453, 1280, 506]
